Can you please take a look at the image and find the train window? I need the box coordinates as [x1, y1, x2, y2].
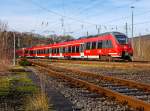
[57, 48, 59, 54]
[76, 46, 79, 53]
[25, 50, 28, 54]
[52, 49, 54, 54]
[72, 46, 75, 53]
[97, 41, 102, 49]
[54, 48, 56, 54]
[115, 35, 128, 44]
[63, 47, 65, 53]
[49, 48, 52, 53]
[60, 47, 63, 53]
[92, 42, 96, 49]
[45, 49, 47, 54]
[33, 50, 35, 54]
[107, 40, 113, 48]
[80, 44, 85, 52]
[66, 47, 68, 53]
[68, 46, 71, 53]
[102, 40, 107, 48]
[86, 42, 91, 50]
[46, 49, 48, 54]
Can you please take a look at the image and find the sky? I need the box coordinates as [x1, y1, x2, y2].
[0, 0, 150, 38]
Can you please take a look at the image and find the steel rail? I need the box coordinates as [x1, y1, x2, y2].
[31, 61, 150, 111]
[37, 59, 150, 69]
[32, 61, 150, 92]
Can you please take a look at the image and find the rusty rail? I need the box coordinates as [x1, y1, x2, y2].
[31, 61, 150, 111]
[37, 59, 150, 70]
[32, 61, 150, 92]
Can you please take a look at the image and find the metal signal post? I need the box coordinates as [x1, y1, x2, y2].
[13, 32, 16, 66]
[131, 6, 135, 48]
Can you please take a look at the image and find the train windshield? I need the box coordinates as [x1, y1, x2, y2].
[115, 35, 128, 44]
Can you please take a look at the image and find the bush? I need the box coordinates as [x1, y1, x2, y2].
[19, 58, 32, 66]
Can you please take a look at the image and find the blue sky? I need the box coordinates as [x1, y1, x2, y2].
[0, 0, 150, 37]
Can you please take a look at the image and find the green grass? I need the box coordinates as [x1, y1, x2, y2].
[16, 85, 38, 93]
[0, 68, 38, 96]
[0, 77, 10, 96]
[0, 66, 55, 111]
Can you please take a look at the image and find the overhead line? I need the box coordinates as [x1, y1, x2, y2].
[29, 0, 97, 26]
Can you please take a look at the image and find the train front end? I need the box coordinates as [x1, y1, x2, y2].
[112, 32, 133, 61]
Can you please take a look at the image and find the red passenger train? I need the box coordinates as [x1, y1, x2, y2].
[16, 32, 133, 61]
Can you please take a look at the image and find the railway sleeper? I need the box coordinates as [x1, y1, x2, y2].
[108, 86, 132, 90]
[102, 84, 125, 87]
[114, 88, 139, 93]
[125, 92, 150, 96]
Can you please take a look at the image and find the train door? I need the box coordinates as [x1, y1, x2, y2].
[80, 44, 85, 58]
[35, 50, 37, 57]
[49, 48, 52, 58]
[60, 47, 63, 57]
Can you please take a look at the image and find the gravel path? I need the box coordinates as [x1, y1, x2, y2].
[28, 67, 77, 111]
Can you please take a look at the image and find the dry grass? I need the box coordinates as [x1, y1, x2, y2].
[25, 93, 52, 111]
[0, 63, 11, 72]
[133, 36, 150, 61]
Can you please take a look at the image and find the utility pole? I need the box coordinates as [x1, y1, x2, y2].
[138, 33, 141, 57]
[125, 22, 128, 36]
[116, 25, 118, 31]
[98, 28, 100, 34]
[81, 24, 84, 36]
[13, 32, 16, 66]
[18, 36, 20, 48]
[131, 6, 135, 48]
[61, 17, 65, 35]
[87, 31, 89, 36]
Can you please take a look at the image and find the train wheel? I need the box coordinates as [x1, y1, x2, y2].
[125, 55, 133, 62]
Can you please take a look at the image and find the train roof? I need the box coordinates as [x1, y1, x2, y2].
[77, 32, 124, 40]
[22, 32, 126, 50]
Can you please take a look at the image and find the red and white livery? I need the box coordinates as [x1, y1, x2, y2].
[16, 32, 133, 61]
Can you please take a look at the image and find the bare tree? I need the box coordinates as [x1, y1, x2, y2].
[0, 20, 13, 66]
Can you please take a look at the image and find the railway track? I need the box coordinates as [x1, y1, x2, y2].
[29, 60, 150, 111]
[32, 67, 132, 111]
[34, 59, 150, 70]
